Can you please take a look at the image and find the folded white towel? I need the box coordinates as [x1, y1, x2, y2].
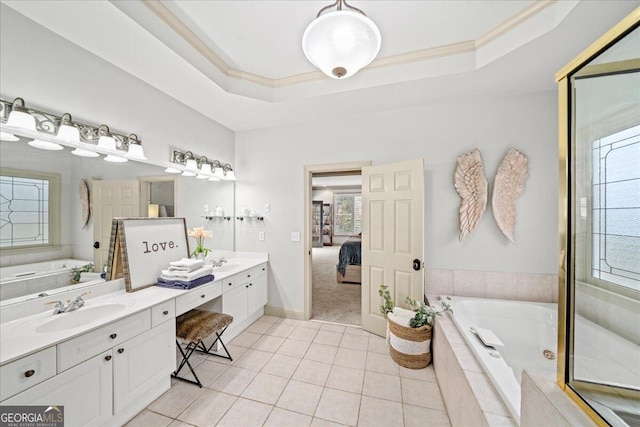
[387, 312, 411, 327]
[161, 265, 213, 281]
[168, 258, 204, 272]
[392, 307, 416, 319]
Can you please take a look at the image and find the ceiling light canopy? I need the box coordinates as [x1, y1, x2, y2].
[302, 0, 381, 79]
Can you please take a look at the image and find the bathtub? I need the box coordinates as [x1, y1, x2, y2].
[443, 296, 557, 422]
[0, 259, 95, 301]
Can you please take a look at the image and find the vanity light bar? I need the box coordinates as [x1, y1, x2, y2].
[0, 97, 143, 159]
[169, 148, 236, 181]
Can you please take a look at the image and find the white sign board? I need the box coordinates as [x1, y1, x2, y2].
[108, 218, 189, 292]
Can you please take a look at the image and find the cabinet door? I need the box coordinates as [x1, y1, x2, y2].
[113, 320, 176, 413]
[247, 274, 267, 314]
[2, 351, 113, 427]
[222, 285, 248, 325]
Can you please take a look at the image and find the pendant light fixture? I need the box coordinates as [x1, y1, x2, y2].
[28, 138, 64, 151]
[302, 0, 381, 79]
[98, 125, 127, 163]
[55, 113, 81, 144]
[0, 131, 19, 141]
[126, 134, 147, 160]
[4, 97, 37, 131]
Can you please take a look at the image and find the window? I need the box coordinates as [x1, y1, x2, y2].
[590, 124, 640, 291]
[0, 169, 60, 249]
[334, 193, 362, 235]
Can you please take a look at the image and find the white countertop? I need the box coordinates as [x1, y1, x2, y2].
[0, 254, 267, 365]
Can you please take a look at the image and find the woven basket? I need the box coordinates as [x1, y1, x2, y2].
[387, 317, 432, 369]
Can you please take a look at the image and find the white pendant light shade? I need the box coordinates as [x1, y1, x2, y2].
[127, 143, 146, 160]
[97, 134, 117, 151]
[185, 159, 198, 171]
[196, 174, 209, 179]
[164, 167, 182, 174]
[223, 170, 236, 181]
[104, 154, 128, 163]
[0, 131, 19, 141]
[200, 163, 213, 176]
[56, 124, 80, 144]
[55, 113, 80, 144]
[212, 167, 225, 180]
[5, 98, 37, 131]
[181, 170, 196, 177]
[302, 10, 381, 79]
[208, 176, 221, 182]
[28, 139, 64, 151]
[71, 147, 100, 158]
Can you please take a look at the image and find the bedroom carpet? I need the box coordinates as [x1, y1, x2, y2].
[312, 246, 361, 326]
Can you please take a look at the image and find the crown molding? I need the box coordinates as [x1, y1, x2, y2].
[142, 0, 559, 89]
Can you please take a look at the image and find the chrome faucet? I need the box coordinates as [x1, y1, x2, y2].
[210, 257, 228, 268]
[46, 292, 90, 315]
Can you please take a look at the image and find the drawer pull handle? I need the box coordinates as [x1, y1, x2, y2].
[262, 267, 265, 271]
[105, 355, 112, 361]
[117, 348, 125, 354]
[201, 294, 206, 298]
[245, 285, 249, 288]
[247, 274, 251, 277]
[110, 333, 117, 339]
[163, 310, 169, 315]
[249, 283, 253, 287]
[24, 369, 35, 378]
[228, 283, 232, 286]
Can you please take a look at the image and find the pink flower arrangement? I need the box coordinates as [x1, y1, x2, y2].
[188, 226, 212, 258]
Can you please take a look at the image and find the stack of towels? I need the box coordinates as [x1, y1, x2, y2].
[156, 258, 214, 290]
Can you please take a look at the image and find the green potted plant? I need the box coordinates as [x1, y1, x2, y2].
[378, 284, 451, 369]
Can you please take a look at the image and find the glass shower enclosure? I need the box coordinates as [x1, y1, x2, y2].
[557, 9, 639, 426]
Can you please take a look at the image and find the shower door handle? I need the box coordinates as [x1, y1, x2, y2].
[412, 259, 422, 271]
[94, 241, 100, 249]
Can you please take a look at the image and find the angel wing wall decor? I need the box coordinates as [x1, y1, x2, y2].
[79, 179, 90, 229]
[454, 148, 488, 241]
[492, 148, 528, 242]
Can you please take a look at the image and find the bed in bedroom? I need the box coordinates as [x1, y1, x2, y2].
[336, 235, 361, 284]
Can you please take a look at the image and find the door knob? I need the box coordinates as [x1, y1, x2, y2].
[93, 241, 100, 249]
[413, 259, 422, 271]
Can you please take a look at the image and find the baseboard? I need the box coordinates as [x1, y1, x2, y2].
[264, 305, 305, 320]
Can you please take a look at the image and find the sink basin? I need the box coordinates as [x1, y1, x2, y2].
[36, 303, 127, 333]
[212, 264, 242, 273]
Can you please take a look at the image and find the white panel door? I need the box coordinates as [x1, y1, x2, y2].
[361, 159, 425, 336]
[92, 180, 140, 270]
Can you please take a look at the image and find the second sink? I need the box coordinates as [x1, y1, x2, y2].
[36, 303, 127, 333]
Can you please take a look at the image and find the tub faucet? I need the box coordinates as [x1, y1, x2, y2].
[46, 291, 90, 314]
[211, 257, 228, 268]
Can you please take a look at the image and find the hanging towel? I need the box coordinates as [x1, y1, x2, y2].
[155, 274, 215, 290]
[168, 258, 205, 272]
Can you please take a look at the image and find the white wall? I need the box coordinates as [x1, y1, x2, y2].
[236, 91, 559, 311]
[0, 5, 236, 261]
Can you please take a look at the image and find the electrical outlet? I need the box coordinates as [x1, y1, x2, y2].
[291, 232, 300, 242]
[203, 204, 209, 213]
[264, 203, 271, 213]
[258, 231, 265, 241]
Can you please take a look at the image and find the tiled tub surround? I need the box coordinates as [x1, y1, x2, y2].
[443, 296, 557, 423]
[425, 269, 558, 303]
[433, 295, 637, 426]
[129, 316, 452, 427]
[0, 244, 73, 268]
[0, 258, 95, 301]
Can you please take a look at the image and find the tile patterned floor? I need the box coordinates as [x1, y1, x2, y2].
[126, 316, 451, 427]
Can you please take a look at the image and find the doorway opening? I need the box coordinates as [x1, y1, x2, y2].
[303, 161, 370, 325]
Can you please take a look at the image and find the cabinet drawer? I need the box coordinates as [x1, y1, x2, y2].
[57, 310, 151, 372]
[236, 263, 267, 286]
[175, 280, 222, 315]
[151, 300, 175, 327]
[222, 276, 236, 293]
[0, 346, 56, 401]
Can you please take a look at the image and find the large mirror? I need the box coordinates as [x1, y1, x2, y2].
[0, 139, 235, 304]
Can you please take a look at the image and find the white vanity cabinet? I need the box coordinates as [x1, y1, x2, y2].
[113, 320, 175, 413]
[1, 305, 175, 427]
[222, 263, 268, 341]
[2, 350, 114, 426]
